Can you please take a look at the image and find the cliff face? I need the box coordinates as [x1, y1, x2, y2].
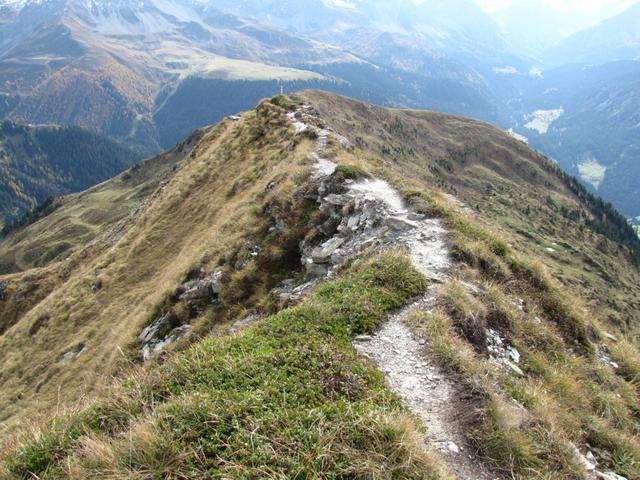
[0, 92, 638, 480]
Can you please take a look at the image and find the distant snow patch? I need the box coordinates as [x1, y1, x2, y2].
[493, 66, 518, 75]
[524, 108, 564, 135]
[529, 67, 544, 78]
[577, 155, 607, 190]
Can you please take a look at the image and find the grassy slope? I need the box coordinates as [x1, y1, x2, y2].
[0, 99, 318, 438]
[1, 93, 639, 479]
[2, 252, 447, 479]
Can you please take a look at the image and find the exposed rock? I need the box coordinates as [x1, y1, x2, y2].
[346, 214, 361, 231]
[354, 335, 374, 343]
[323, 194, 349, 206]
[272, 279, 295, 302]
[311, 237, 345, 264]
[90, 279, 103, 293]
[179, 269, 222, 304]
[570, 444, 597, 473]
[0, 281, 7, 301]
[447, 441, 461, 454]
[487, 328, 525, 376]
[596, 472, 628, 480]
[139, 312, 180, 345]
[385, 215, 420, 231]
[60, 343, 86, 363]
[597, 344, 620, 370]
[142, 325, 191, 360]
[14, 283, 31, 304]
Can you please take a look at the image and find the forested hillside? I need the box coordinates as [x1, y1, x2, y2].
[0, 121, 140, 226]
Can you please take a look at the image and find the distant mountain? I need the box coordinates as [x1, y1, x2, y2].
[0, 121, 140, 225]
[2, 0, 640, 221]
[0, 0, 354, 153]
[545, 2, 640, 65]
[0, 0, 517, 153]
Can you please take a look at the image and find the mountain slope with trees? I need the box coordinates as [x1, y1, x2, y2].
[0, 121, 140, 227]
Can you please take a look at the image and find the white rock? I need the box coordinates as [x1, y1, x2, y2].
[447, 441, 461, 454]
[596, 472, 628, 480]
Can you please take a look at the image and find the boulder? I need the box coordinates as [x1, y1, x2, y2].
[142, 325, 191, 360]
[347, 215, 361, 231]
[323, 194, 349, 206]
[139, 312, 180, 344]
[596, 472, 628, 480]
[385, 215, 420, 232]
[311, 237, 345, 264]
[179, 269, 223, 303]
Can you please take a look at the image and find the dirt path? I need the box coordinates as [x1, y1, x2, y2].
[348, 182, 499, 480]
[288, 108, 500, 480]
[355, 299, 498, 480]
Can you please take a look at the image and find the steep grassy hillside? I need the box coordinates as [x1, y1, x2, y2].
[0, 121, 141, 227]
[1, 93, 639, 479]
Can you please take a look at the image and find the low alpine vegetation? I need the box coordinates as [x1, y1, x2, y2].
[2, 252, 450, 479]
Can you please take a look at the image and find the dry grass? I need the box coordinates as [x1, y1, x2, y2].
[0, 98, 317, 438]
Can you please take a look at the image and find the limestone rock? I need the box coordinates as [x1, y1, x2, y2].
[385, 215, 420, 231]
[596, 472, 628, 480]
[60, 343, 86, 363]
[179, 269, 222, 303]
[142, 325, 191, 360]
[311, 237, 345, 264]
[139, 312, 180, 345]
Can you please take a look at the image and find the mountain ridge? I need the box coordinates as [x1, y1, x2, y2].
[0, 91, 638, 479]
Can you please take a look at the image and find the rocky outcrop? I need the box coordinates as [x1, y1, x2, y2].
[179, 270, 222, 305]
[486, 328, 524, 376]
[14, 282, 31, 304]
[139, 311, 190, 360]
[60, 343, 86, 364]
[138, 268, 224, 360]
